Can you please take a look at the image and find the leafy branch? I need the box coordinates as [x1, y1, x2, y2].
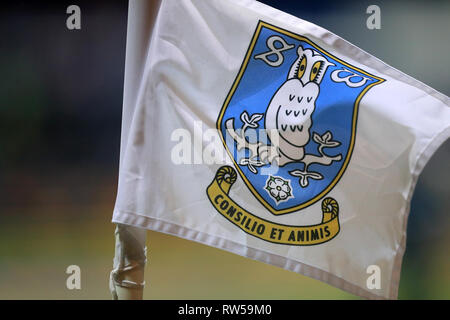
[289, 131, 342, 187]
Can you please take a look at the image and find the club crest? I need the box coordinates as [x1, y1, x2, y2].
[207, 21, 384, 245]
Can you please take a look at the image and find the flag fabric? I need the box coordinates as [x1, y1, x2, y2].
[113, 0, 450, 299]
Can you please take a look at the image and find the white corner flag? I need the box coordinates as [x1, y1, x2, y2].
[113, 0, 450, 299]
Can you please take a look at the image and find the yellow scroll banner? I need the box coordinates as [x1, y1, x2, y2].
[207, 166, 340, 245]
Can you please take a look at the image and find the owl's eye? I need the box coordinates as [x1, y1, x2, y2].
[297, 56, 307, 80]
[310, 61, 323, 81]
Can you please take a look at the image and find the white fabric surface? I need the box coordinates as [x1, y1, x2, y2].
[112, 0, 450, 299]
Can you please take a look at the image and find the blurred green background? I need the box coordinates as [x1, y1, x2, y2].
[0, 0, 448, 299]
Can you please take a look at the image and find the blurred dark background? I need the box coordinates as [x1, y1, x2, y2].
[0, 0, 448, 299]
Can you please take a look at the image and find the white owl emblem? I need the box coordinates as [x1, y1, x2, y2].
[225, 44, 343, 188]
[265, 45, 335, 166]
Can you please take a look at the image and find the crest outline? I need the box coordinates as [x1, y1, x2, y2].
[216, 20, 385, 215]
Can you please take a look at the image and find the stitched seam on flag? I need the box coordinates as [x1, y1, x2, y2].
[112, 208, 385, 299]
[389, 126, 450, 299]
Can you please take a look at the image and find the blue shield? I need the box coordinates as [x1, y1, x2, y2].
[217, 21, 384, 215]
